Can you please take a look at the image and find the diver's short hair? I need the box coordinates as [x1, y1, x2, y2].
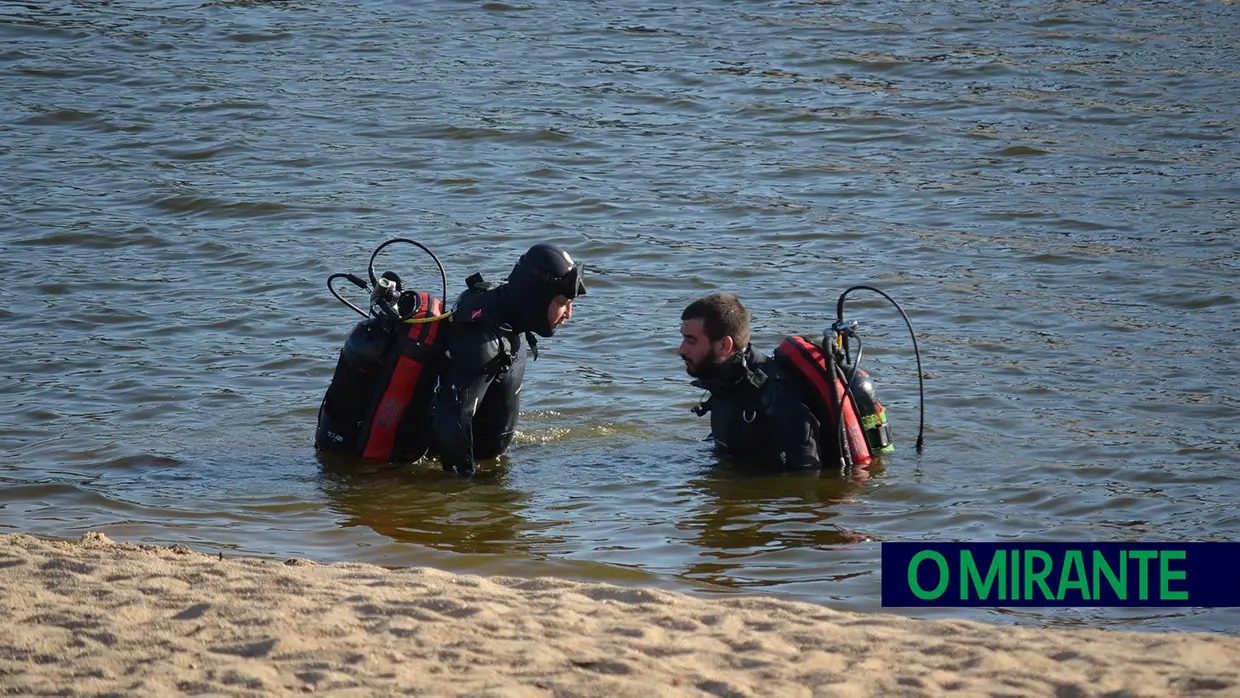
[682, 292, 750, 349]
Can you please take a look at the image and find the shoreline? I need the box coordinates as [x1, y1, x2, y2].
[2, 531, 1238, 697]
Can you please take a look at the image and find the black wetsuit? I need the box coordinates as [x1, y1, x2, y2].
[430, 244, 584, 476]
[430, 283, 533, 476]
[692, 344, 829, 472]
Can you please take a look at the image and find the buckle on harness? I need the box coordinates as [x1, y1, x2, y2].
[486, 330, 522, 377]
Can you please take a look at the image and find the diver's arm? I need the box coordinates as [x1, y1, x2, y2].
[470, 341, 526, 459]
[431, 325, 503, 476]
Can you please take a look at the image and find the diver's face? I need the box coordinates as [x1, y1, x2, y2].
[678, 318, 729, 378]
[548, 294, 574, 330]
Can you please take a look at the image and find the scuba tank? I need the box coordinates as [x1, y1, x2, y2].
[846, 365, 893, 455]
[774, 286, 925, 470]
[774, 334, 876, 468]
[314, 238, 452, 463]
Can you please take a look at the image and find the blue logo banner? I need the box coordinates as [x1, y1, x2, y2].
[881, 542, 1240, 607]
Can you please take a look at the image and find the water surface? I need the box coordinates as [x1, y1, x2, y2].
[2, 0, 1238, 634]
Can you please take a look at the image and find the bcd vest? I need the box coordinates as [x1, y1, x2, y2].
[773, 335, 894, 468]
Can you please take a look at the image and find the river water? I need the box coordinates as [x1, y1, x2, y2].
[2, 0, 1238, 634]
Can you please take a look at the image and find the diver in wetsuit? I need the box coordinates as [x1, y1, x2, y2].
[678, 292, 828, 472]
[430, 243, 586, 477]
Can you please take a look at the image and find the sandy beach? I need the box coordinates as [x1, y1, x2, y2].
[1, 533, 1237, 697]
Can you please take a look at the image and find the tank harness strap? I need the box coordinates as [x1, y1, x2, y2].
[743, 365, 771, 424]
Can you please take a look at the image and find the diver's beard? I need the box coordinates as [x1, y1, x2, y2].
[684, 349, 724, 378]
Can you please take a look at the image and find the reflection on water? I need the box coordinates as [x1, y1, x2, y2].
[678, 462, 873, 591]
[317, 453, 567, 558]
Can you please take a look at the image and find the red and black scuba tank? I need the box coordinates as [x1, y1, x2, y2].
[774, 284, 928, 467]
[774, 335, 886, 468]
[314, 238, 452, 463]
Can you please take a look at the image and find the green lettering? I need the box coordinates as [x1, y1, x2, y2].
[1057, 550, 1090, 601]
[1023, 550, 1054, 600]
[1130, 551, 1158, 601]
[1011, 549, 1020, 599]
[1092, 550, 1126, 600]
[961, 551, 1005, 600]
[1159, 550, 1188, 601]
[909, 551, 949, 600]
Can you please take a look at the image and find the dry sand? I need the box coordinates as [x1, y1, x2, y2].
[1, 532, 1238, 697]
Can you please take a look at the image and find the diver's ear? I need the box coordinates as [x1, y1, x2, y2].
[717, 335, 735, 357]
